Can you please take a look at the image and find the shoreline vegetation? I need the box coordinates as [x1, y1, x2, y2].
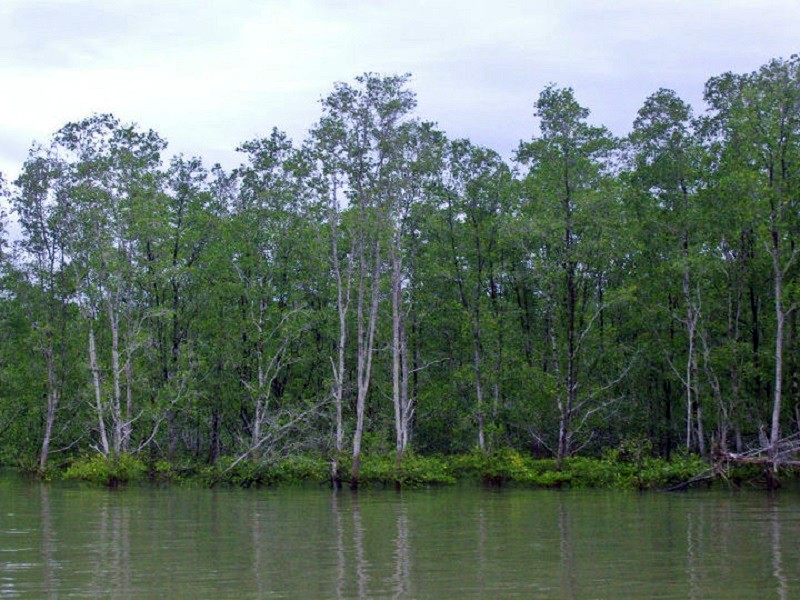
[2, 55, 800, 489]
[14, 449, 793, 491]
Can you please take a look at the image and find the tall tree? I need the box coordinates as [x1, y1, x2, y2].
[388, 121, 444, 463]
[55, 114, 166, 457]
[629, 89, 708, 454]
[12, 151, 76, 471]
[705, 56, 800, 465]
[226, 129, 317, 464]
[313, 73, 417, 487]
[517, 86, 619, 463]
[440, 139, 511, 451]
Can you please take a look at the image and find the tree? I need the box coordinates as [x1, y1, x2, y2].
[387, 121, 444, 464]
[439, 139, 511, 451]
[705, 56, 800, 467]
[139, 155, 220, 458]
[628, 89, 708, 454]
[313, 73, 417, 487]
[517, 86, 620, 463]
[54, 114, 166, 457]
[12, 150, 80, 471]
[225, 129, 318, 465]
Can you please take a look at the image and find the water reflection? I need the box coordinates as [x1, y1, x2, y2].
[38, 485, 58, 598]
[82, 493, 132, 597]
[2, 478, 800, 598]
[355, 494, 371, 598]
[391, 499, 410, 599]
[251, 491, 266, 598]
[686, 510, 699, 600]
[771, 496, 788, 600]
[331, 491, 372, 598]
[332, 491, 346, 599]
[476, 503, 486, 590]
[558, 498, 576, 599]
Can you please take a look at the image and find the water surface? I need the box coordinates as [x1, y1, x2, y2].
[1, 472, 798, 598]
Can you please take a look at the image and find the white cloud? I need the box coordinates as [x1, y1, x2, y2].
[0, 0, 798, 181]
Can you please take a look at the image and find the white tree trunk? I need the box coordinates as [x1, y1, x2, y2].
[107, 296, 123, 456]
[770, 230, 784, 463]
[88, 318, 110, 456]
[352, 238, 381, 488]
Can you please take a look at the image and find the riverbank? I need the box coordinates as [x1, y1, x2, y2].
[16, 448, 789, 490]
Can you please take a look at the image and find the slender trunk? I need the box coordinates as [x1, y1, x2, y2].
[38, 333, 59, 471]
[549, 309, 566, 465]
[400, 317, 411, 459]
[252, 300, 266, 454]
[329, 183, 349, 487]
[727, 246, 745, 455]
[770, 225, 784, 464]
[39, 390, 57, 473]
[123, 356, 132, 451]
[702, 338, 727, 454]
[106, 296, 122, 456]
[447, 194, 486, 451]
[749, 267, 763, 407]
[663, 378, 672, 458]
[681, 224, 699, 453]
[489, 262, 504, 435]
[686, 319, 695, 452]
[352, 236, 381, 489]
[208, 407, 221, 465]
[472, 340, 486, 452]
[331, 293, 346, 485]
[89, 318, 110, 456]
[331, 298, 346, 486]
[694, 364, 706, 457]
[561, 288, 575, 464]
[560, 164, 576, 464]
[391, 243, 405, 463]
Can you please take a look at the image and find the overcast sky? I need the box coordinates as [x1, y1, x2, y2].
[1, 0, 798, 181]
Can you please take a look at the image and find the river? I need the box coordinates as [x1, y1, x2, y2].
[1, 472, 799, 598]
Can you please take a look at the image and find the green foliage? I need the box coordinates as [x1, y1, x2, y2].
[24, 449, 746, 490]
[356, 453, 456, 487]
[445, 448, 707, 489]
[197, 455, 330, 488]
[64, 454, 148, 486]
[269, 455, 331, 484]
[1, 58, 799, 482]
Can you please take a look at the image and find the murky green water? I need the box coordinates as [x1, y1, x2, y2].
[1, 473, 799, 598]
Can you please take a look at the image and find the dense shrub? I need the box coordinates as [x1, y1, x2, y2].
[64, 453, 147, 486]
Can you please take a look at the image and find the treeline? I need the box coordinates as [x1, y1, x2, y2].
[0, 56, 798, 485]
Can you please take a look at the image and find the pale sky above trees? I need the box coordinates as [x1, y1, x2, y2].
[0, 0, 798, 179]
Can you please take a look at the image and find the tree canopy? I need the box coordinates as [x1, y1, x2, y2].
[2, 56, 800, 475]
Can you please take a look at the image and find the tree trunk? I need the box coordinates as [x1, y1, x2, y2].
[770, 224, 784, 465]
[328, 182, 349, 488]
[391, 242, 410, 464]
[472, 340, 486, 452]
[107, 296, 122, 456]
[351, 235, 381, 490]
[559, 163, 576, 465]
[89, 318, 110, 456]
[39, 390, 57, 473]
[208, 407, 221, 465]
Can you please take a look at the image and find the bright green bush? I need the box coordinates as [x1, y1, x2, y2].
[64, 453, 147, 486]
[56, 448, 712, 490]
